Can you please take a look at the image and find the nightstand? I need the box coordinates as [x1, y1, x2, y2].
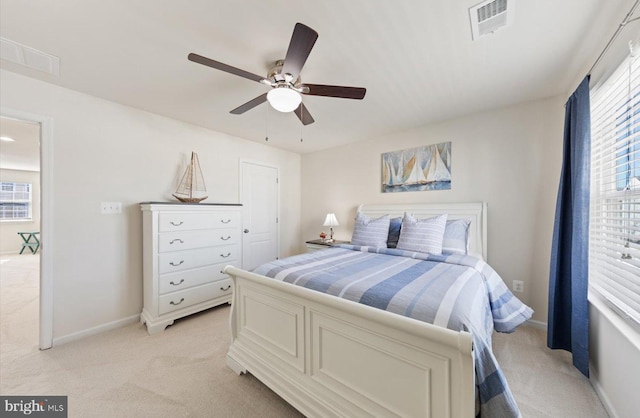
[305, 239, 349, 252]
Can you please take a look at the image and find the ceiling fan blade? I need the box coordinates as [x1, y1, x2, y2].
[188, 53, 266, 83]
[302, 84, 366, 100]
[294, 102, 315, 125]
[230, 93, 268, 114]
[281, 23, 318, 81]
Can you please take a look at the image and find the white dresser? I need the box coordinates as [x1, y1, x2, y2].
[140, 202, 242, 334]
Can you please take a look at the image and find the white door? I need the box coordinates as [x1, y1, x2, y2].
[241, 161, 279, 270]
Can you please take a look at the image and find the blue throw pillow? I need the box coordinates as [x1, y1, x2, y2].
[387, 217, 402, 248]
[442, 218, 471, 255]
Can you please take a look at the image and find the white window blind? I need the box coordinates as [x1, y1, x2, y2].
[0, 182, 32, 221]
[590, 52, 640, 327]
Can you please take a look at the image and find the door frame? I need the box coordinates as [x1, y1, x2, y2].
[1, 107, 54, 350]
[239, 159, 280, 266]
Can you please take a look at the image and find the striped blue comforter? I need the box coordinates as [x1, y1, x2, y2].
[253, 245, 533, 418]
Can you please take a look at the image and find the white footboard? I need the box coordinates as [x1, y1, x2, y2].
[224, 266, 475, 418]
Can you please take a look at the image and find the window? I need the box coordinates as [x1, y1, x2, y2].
[0, 182, 33, 221]
[590, 52, 640, 327]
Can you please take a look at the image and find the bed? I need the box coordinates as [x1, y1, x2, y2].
[223, 202, 531, 417]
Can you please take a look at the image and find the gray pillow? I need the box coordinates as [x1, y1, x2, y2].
[351, 212, 390, 247]
[396, 213, 448, 255]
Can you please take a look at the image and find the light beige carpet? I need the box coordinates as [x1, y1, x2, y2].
[493, 327, 607, 417]
[1, 254, 608, 417]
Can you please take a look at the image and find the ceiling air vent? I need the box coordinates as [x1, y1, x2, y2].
[469, 0, 515, 40]
[0, 37, 60, 77]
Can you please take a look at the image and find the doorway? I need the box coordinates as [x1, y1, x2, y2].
[0, 110, 53, 350]
[240, 161, 279, 271]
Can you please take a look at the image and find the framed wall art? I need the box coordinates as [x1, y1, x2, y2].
[382, 142, 451, 193]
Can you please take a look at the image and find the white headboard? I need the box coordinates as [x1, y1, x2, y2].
[358, 202, 488, 261]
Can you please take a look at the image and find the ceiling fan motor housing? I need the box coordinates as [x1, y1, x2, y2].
[268, 59, 300, 85]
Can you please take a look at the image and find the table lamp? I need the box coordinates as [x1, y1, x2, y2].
[323, 213, 339, 242]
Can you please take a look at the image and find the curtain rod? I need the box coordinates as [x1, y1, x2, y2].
[588, 0, 640, 75]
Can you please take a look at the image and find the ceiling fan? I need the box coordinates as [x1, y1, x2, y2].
[188, 23, 366, 125]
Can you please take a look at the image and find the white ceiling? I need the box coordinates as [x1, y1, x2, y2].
[0, 117, 40, 172]
[0, 0, 635, 154]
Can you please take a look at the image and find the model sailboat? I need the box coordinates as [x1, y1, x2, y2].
[173, 152, 208, 203]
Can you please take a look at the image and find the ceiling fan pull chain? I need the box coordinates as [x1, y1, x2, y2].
[265, 103, 269, 142]
[300, 105, 303, 142]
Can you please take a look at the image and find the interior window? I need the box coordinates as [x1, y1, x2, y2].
[590, 51, 640, 327]
[0, 181, 32, 221]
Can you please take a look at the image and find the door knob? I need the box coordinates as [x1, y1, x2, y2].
[244, 229, 249, 233]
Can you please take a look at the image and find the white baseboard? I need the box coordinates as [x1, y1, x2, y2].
[589, 363, 618, 418]
[525, 319, 547, 330]
[52, 314, 141, 347]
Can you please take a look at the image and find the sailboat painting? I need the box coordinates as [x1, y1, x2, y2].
[382, 142, 452, 193]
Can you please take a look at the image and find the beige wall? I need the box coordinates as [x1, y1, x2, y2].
[0, 69, 301, 341]
[0, 168, 41, 254]
[301, 96, 565, 324]
[589, 296, 640, 418]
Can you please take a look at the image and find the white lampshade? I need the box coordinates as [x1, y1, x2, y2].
[267, 87, 302, 112]
[323, 213, 339, 227]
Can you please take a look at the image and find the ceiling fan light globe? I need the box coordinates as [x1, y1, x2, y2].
[267, 87, 302, 112]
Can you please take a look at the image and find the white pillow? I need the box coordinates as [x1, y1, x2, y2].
[351, 212, 390, 247]
[442, 218, 471, 255]
[396, 213, 448, 255]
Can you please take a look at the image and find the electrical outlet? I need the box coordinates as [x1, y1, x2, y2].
[101, 202, 122, 214]
[512, 280, 524, 293]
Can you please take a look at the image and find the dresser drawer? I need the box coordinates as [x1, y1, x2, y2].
[159, 263, 233, 294]
[158, 229, 240, 253]
[159, 279, 232, 315]
[159, 212, 240, 232]
[158, 244, 240, 274]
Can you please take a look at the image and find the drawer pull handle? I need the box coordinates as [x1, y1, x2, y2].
[169, 279, 185, 286]
[220, 285, 231, 291]
[170, 298, 185, 306]
[170, 221, 183, 226]
[220, 235, 231, 241]
[169, 260, 184, 266]
[221, 219, 232, 224]
[220, 252, 231, 258]
[169, 239, 184, 245]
